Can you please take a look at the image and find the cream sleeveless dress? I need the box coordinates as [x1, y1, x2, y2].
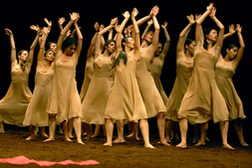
[0, 61, 32, 126]
[136, 47, 166, 118]
[178, 46, 229, 124]
[82, 55, 114, 124]
[166, 54, 193, 121]
[23, 65, 54, 127]
[215, 57, 245, 120]
[47, 55, 82, 123]
[105, 53, 147, 121]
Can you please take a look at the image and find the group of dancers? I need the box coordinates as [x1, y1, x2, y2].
[0, 3, 248, 149]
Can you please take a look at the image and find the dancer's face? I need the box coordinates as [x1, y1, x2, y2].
[50, 43, 57, 52]
[125, 37, 135, 49]
[227, 47, 238, 60]
[18, 50, 29, 62]
[45, 50, 56, 62]
[64, 44, 76, 56]
[144, 31, 153, 45]
[106, 41, 116, 54]
[206, 29, 218, 43]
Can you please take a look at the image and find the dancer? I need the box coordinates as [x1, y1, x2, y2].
[44, 12, 83, 144]
[0, 27, 39, 133]
[165, 14, 196, 142]
[104, 8, 154, 148]
[23, 24, 55, 140]
[81, 18, 118, 138]
[215, 24, 248, 146]
[176, 3, 234, 149]
[135, 6, 168, 145]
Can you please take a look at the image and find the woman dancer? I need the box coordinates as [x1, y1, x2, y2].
[176, 3, 233, 149]
[104, 8, 154, 148]
[44, 12, 83, 144]
[165, 14, 196, 142]
[215, 24, 248, 146]
[0, 27, 39, 133]
[23, 25, 55, 141]
[81, 18, 118, 138]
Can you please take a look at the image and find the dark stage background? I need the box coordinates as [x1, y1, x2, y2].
[0, 0, 251, 144]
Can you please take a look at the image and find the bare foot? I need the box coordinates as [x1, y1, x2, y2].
[176, 142, 187, 148]
[25, 135, 36, 141]
[69, 135, 74, 139]
[165, 137, 172, 143]
[113, 138, 126, 143]
[241, 141, 249, 147]
[77, 139, 85, 145]
[144, 144, 155, 149]
[126, 133, 134, 138]
[43, 137, 55, 142]
[223, 143, 235, 150]
[194, 141, 205, 147]
[64, 137, 72, 142]
[103, 142, 112, 146]
[0, 128, 5, 134]
[158, 140, 171, 146]
[41, 132, 48, 138]
[84, 136, 91, 140]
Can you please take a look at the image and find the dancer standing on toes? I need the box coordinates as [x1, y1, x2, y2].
[81, 17, 118, 139]
[165, 14, 196, 143]
[0, 27, 39, 133]
[176, 3, 234, 150]
[215, 24, 248, 146]
[23, 23, 55, 141]
[104, 8, 154, 148]
[44, 12, 83, 144]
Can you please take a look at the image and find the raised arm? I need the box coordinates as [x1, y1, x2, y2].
[141, 19, 153, 40]
[5, 28, 16, 68]
[152, 6, 160, 49]
[195, 3, 213, 45]
[95, 18, 118, 57]
[224, 24, 236, 39]
[73, 14, 83, 60]
[37, 27, 50, 64]
[160, 21, 170, 61]
[233, 24, 245, 70]
[56, 12, 78, 57]
[115, 11, 130, 54]
[177, 14, 195, 55]
[28, 25, 40, 72]
[132, 8, 140, 54]
[86, 22, 100, 59]
[209, 7, 224, 52]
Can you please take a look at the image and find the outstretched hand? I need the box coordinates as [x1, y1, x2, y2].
[187, 14, 195, 24]
[4, 28, 12, 36]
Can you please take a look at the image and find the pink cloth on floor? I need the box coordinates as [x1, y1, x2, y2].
[0, 156, 99, 166]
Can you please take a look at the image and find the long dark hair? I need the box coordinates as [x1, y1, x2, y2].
[61, 37, 77, 52]
[203, 26, 217, 50]
[115, 37, 130, 66]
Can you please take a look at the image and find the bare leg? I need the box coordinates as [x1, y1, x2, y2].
[62, 120, 71, 142]
[104, 118, 114, 146]
[68, 118, 74, 138]
[195, 122, 208, 146]
[92, 124, 101, 138]
[126, 120, 139, 140]
[82, 122, 92, 140]
[40, 127, 48, 138]
[234, 120, 248, 146]
[26, 125, 37, 141]
[157, 112, 170, 146]
[113, 120, 126, 143]
[176, 118, 188, 148]
[139, 119, 154, 148]
[220, 121, 234, 150]
[73, 117, 84, 144]
[126, 121, 134, 137]
[44, 116, 56, 142]
[102, 124, 106, 137]
[0, 121, 5, 133]
[165, 119, 172, 143]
